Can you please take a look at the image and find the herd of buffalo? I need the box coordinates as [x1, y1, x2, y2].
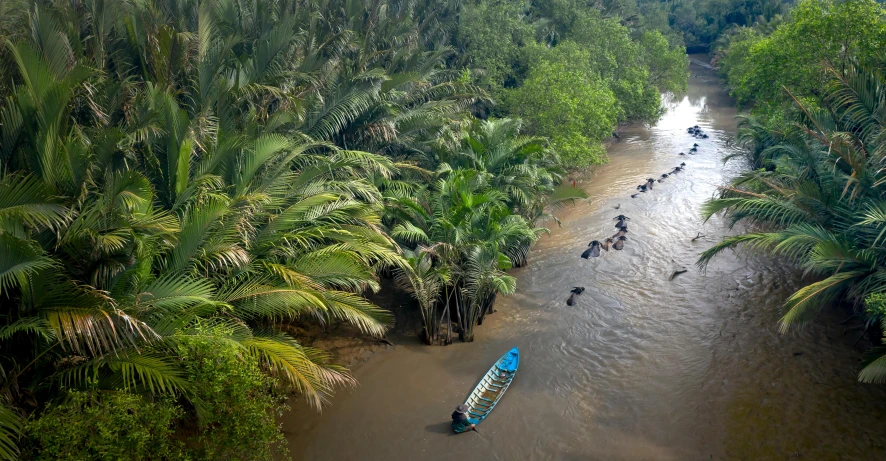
[566, 125, 707, 306]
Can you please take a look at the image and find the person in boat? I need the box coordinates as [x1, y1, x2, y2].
[452, 404, 478, 433]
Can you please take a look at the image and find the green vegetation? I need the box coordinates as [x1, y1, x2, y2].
[507, 52, 617, 166]
[651, 0, 794, 49]
[23, 391, 184, 461]
[700, 0, 886, 382]
[458, 3, 687, 164]
[715, 0, 886, 109]
[0, 0, 687, 458]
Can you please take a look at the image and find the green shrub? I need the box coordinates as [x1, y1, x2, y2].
[507, 52, 618, 167]
[178, 337, 289, 461]
[23, 391, 185, 461]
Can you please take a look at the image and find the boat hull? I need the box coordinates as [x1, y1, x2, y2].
[463, 347, 519, 424]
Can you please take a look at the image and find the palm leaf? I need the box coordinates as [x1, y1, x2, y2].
[0, 234, 55, 296]
[243, 331, 354, 409]
[0, 403, 21, 461]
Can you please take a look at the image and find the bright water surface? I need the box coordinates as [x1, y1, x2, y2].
[283, 57, 886, 460]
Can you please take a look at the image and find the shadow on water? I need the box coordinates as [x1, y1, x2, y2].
[424, 422, 455, 435]
[281, 55, 886, 461]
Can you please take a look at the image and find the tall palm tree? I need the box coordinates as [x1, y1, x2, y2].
[699, 62, 886, 382]
[0, 0, 417, 430]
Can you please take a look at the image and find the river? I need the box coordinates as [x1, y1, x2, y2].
[282, 56, 886, 460]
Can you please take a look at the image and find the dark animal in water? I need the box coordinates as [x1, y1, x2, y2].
[669, 269, 688, 281]
[631, 194, 639, 198]
[602, 238, 613, 251]
[580, 247, 594, 259]
[613, 236, 627, 250]
[661, 174, 669, 178]
[612, 131, 620, 140]
[614, 214, 630, 221]
[612, 228, 628, 239]
[615, 219, 628, 230]
[680, 162, 686, 166]
[571, 287, 585, 294]
[689, 147, 697, 153]
[567, 293, 577, 306]
[637, 184, 648, 192]
[585, 241, 602, 258]
[693, 143, 698, 148]
[679, 152, 686, 156]
[645, 180, 654, 190]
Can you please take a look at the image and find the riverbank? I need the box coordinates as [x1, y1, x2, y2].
[281, 58, 886, 460]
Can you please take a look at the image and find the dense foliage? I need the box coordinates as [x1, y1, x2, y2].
[715, 0, 886, 109]
[23, 391, 184, 461]
[457, 2, 687, 164]
[178, 335, 289, 460]
[652, 0, 794, 49]
[0, 0, 686, 458]
[700, 0, 886, 382]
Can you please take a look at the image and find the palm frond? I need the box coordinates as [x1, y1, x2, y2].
[243, 331, 354, 409]
[0, 403, 22, 461]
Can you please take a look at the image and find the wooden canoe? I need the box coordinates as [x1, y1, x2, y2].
[463, 347, 519, 424]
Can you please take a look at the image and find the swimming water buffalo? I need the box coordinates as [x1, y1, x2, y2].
[613, 236, 627, 250]
[582, 240, 602, 259]
[567, 286, 585, 305]
[614, 215, 629, 230]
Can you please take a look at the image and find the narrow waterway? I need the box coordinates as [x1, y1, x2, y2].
[283, 57, 886, 460]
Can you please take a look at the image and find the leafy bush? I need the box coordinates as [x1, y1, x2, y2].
[178, 336, 289, 461]
[719, 0, 886, 109]
[507, 49, 618, 167]
[23, 391, 184, 461]
[23, 331, 290, 461]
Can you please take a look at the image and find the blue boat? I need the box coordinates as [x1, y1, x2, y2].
[463, 347, 519, 424]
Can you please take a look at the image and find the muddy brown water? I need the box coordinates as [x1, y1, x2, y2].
[283, 57, 886, 460]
